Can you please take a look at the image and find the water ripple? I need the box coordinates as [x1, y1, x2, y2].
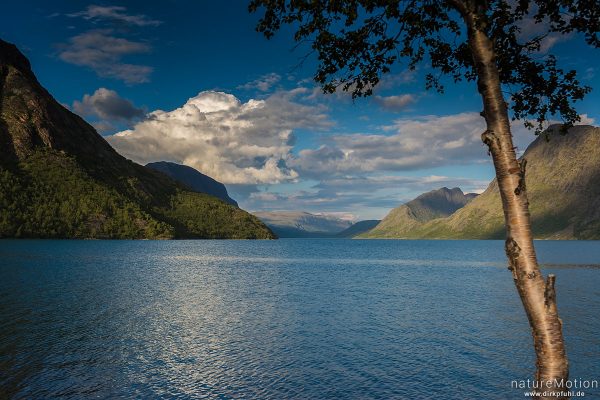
[1, 239, 599, 399]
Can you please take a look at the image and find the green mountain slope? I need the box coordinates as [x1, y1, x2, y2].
[361, 187, 477, 238]
[362, 125, 600, 239]
[146, 161, 238, 207]
[0, 39, 274, 239]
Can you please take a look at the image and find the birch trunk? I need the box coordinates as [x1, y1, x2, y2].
[461, 6, 569, 399]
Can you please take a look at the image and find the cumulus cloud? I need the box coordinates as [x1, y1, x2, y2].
[107, 89, 331, 184]
[68, 5, 162, 27]
[374, 94, 416, 111]
[238, 73, 281, 92]
[73, 88, 145, 121]
[576, 114, 595, 126]
[58, 30, 153, 83]
[292, 112, 490, 177]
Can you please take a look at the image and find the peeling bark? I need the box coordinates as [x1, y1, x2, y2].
[515, 159, 527, 196]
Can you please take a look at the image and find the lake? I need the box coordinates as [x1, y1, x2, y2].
[1, 239, 599, 399]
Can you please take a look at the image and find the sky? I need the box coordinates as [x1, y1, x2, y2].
[1, 1, 599, 220]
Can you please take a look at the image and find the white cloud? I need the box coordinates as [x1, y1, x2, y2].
[238, 73, 281, 92]
[107, 89, 331, 184]
[312, 175, 489, 196]
[68, 5, 162, 27]
[73, 88, 145, 121]
[576, 114, 595, 126]
[314, 211, 357, 221]
[292, 111, 589, 178]
[249, 192, 287, 202]
[292, 112, 489, 176]
[516, 16, 572, 53]
[378, 69, 418, 88]
[373, 94, 416, 111]
[58, 30, 153, 83]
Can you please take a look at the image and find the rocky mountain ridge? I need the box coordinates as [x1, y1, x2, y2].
[146, 161, 238, 207]
[363, 187, 478, 238]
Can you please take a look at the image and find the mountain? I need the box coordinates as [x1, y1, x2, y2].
[146, 161, 238, 206]
[361, 125, 600, 239]
[0, 39, 274, 239]
[362, 187, 477, 237]
[253, 211, 353, 238]
[336, 220, 381, 238]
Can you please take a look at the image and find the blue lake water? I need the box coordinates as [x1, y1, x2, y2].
[1, 239, 599, 399]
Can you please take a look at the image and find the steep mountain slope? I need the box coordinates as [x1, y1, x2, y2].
[336, 220, 381, 238]
[362, 125, 600, 239]
[253, 211, 353, 238]
[146, 161, 238, 206]
[362, 187, 477, 238]
[0, 39, 274, 239]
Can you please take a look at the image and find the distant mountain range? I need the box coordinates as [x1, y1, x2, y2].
[336, 220, 381, 238]
[361, 125, 600, 239]
[146, 161, 238, 206]
[0, 39, 274, 239]
[253, 211, 353, 238]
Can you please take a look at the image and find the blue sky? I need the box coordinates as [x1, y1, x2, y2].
[1, 1, 599, 220]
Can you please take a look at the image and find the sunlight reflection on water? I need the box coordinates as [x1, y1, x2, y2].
[1, 239, 599, 399]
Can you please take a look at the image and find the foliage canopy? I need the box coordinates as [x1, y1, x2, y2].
[250, 0, 599, 133]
